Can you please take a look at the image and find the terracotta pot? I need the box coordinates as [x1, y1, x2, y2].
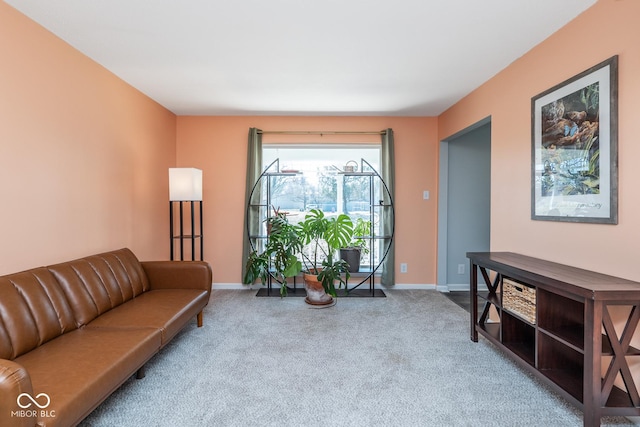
[303, 272, 334, 306]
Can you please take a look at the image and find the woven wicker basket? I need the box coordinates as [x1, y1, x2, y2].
[503, 278, 536, 324]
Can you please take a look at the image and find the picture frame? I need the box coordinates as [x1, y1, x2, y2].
[531, 55, 618, 224]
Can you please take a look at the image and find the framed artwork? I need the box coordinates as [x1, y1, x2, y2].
[531, 55, 618, 224]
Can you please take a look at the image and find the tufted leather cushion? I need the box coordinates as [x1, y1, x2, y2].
[15, 326, 162, 427]
[0, 268, 77, 360]
[48, 248, 150, 327]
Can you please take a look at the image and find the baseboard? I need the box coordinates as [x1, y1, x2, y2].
[212, 283, 253, 290]
[443, 283, 470, 292]
[212, 283, 439, 291]
[437, 283, 489, 292]
[213, 283, 489, 293]
[390, 283, 437, 290]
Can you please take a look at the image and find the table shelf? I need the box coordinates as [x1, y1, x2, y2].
[469, 252, 640, 427]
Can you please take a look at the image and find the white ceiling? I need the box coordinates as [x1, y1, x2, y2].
[6, 0, 597, 116]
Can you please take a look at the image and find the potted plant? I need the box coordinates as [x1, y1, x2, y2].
[339, 217, 371, 273]
[243, 208, 354, 305]
[266, 205, 288, 235]
[296, 209, 353, 304]
[243, 214, 303, 297]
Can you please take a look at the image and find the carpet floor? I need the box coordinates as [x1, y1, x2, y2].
[79, 289, 636, 426]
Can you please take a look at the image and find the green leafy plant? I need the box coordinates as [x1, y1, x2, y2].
[296, 209, 353, 297]
[243, 214, 302, 296]
[242, 209, 353, 296]
[338, 217, 371, 273]
[297, 209, 352, 271]
[347, 218, 371, 253]
[243, 208, 356, 298]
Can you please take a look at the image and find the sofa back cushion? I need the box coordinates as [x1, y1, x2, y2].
[0, 268, 77, 360]
[48, 248, 150, 327]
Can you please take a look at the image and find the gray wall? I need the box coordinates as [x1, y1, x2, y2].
[443, 122, 491, 288]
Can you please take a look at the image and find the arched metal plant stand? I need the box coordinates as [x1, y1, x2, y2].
[245, 158, 394, 297]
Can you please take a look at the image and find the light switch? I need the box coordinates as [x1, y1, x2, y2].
[423, 190, 429, 200]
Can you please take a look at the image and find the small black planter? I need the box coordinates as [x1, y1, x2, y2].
[339, 248, 362, 273]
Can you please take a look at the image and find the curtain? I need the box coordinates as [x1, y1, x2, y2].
[380, 128, 395, 286]
[241, 128, 263, 280]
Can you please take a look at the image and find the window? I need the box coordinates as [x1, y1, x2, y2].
[263, 144, 380, 211]
[262, 144, 383, 269]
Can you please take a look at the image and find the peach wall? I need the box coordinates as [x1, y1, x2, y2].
[176, 116, 438, 285]
[439, 0, 640, 281]
[0, 3, 176, 274]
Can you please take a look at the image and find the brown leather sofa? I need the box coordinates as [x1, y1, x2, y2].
[0, 248, 212, 427]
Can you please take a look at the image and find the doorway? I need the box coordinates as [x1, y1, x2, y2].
[437, 118, 491, 292]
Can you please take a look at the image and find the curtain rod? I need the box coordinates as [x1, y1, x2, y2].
[257, 130, 386, 136]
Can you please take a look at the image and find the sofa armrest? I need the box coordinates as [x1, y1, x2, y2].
[142, 261, 212, 293]
[0, 359, 36, 427]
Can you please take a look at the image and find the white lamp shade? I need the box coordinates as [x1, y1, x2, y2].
[169, 168, 202, 201]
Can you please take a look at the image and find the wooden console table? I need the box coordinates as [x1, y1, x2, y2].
[468, 252, 640, 427]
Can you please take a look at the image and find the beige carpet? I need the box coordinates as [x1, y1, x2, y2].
[79, 289, 634, 426]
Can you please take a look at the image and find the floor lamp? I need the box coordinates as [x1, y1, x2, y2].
[169, 168, 203, 261]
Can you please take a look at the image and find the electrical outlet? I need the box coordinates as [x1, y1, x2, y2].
[400, 263, 408, 273]
[457, 264, 465, 275]
[423, 190, 430, 200]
